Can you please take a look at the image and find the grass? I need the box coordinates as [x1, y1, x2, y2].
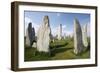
[24, 38, 90, 61]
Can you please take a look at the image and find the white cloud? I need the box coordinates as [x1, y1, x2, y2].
[51, 26, 58, 36]
[62, 24, 73, 36]
[57, 13, 60, 17]
[25, 17, 32, 24]
[51, 24, 73, 37]
[62, 25, 66, 29]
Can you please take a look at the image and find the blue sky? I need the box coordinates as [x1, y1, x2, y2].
[24, 11, 90, 36]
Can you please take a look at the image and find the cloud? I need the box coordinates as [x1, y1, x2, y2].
[62, 25, 66, 29]
[51, 24, 73, 37]
[63, 30, 73, 37]
[50, 26, 58, 36]
[62, 24, 73, 36]
[57, 13, 60, 17]
[25, 17, 74, 37]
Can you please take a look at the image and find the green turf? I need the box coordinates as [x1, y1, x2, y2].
[24, 38, 90, 61]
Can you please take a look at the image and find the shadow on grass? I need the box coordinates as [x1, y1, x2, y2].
[50, 40, 74, 57]
[24, 40, 74, 61]
[50, 42, 68, 49]
[50, 47, 72, 57]
[24, 39, 90, 61]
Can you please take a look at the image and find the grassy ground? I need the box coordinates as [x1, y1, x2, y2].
[24, 38, 90, 61]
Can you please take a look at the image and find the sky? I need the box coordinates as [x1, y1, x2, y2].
[24, 11, 90, 37]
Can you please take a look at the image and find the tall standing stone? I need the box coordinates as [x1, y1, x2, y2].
[26, 28, 30, 46]
[82, 24, 88, 48]
[37, 15, 51, 53]
[32, 27, 36, 42]
[74, 18, 83, 54]
[57, 24, 62, 40]
[25, 22, 35, 46]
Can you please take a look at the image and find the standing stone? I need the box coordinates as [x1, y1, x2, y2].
[25, 22, 35, 46]
[82, 24, 88, 48]
[63, 33, 66, 39]
[32, 27, 36, 47]
[32, 27, 36, 42]
[37, 16, 51, 53]
[57, 24, 62, 40]
[50, 34, 54, 43]
[74, 18, 83, 54]
[26, 28, 30, 46]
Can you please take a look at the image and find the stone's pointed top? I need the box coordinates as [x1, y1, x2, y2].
[43, 15, 49, 26]
[74, 18, 82, 32]
[74, 17, 78, 21]
[44, 15, 49, 19]
[60, 24, 62, 28]
[28, 22, 32, 27]
[74, 18, 80, 26]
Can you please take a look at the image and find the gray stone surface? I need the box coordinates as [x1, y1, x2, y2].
[37, 16, 51, 52]
[57, 24, 62, 40]
[74, 18, 84, 54]
[25, 22, 35, 46]
[26, 28, 30, 46]
[82, 24, 88, 48]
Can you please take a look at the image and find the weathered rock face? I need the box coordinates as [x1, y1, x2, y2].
[32, 27, 36, 42]
[25, 22, 35, 46]
[74, 18, 84, 54]
[26, 28, 30, 46]
[82, 24, 88, 48]
[57, 24, 62, 40]
[37, 16, 51, 53]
